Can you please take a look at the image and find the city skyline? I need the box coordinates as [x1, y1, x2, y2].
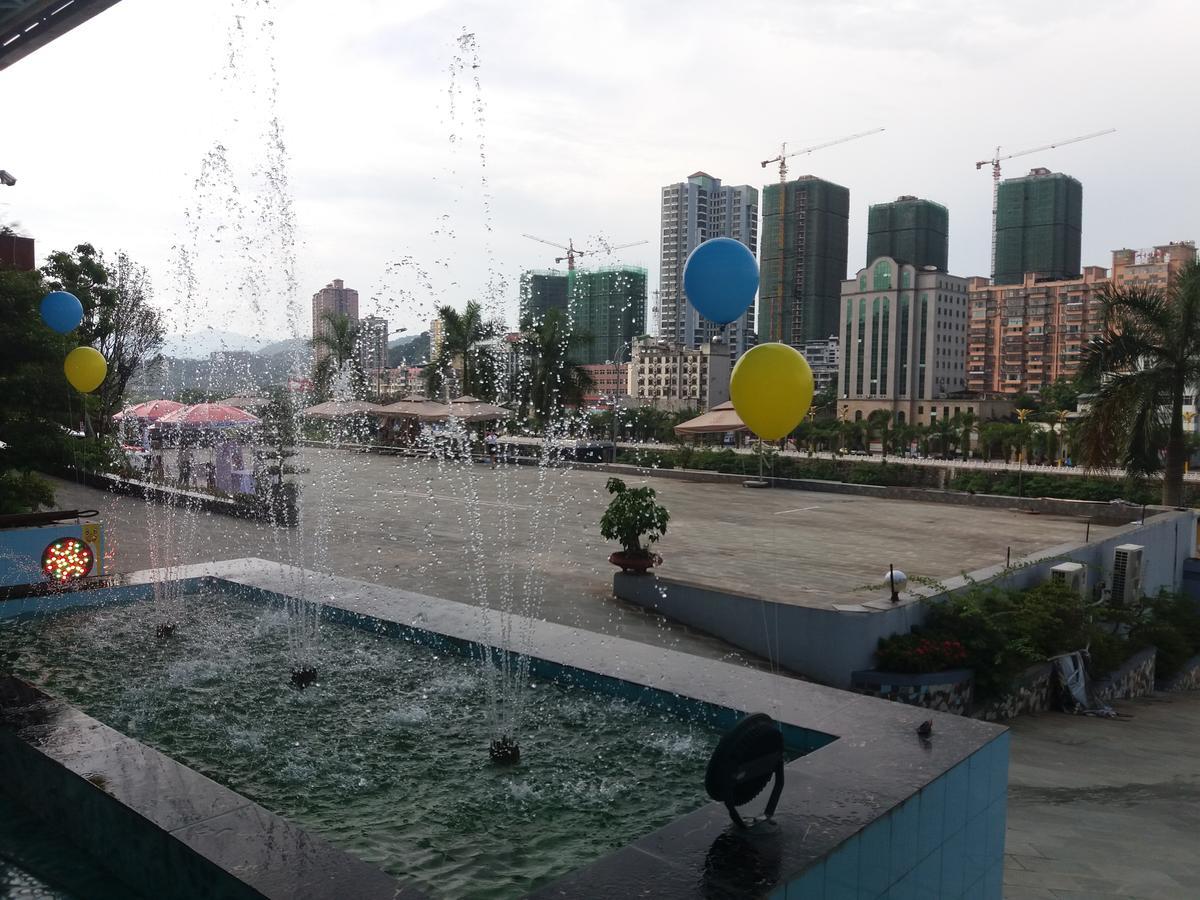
[0, 0, 1194, 346]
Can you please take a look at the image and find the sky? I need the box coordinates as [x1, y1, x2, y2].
[2, 0, 1197, 353]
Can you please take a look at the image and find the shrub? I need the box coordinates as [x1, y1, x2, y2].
[599, 477, 669, 556]
[0, 470, 56, 515]
[1129, 592, 1200, 680]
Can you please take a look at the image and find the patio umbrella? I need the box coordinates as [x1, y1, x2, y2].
[673, 400, 747, 435]
[376, 394, 451, 420]
[302, 400, 386, 420]
[219, 396, 270, 413]
[445, 395, 511, 422]
[156, 403, 260, 428]
[113, 399, 184, 422]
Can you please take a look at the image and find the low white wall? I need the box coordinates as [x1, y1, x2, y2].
[614, 509, 1196, 688]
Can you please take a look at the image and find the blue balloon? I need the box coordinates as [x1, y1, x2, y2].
[682, 237, 759, 326]
[40, 291, 84, 334]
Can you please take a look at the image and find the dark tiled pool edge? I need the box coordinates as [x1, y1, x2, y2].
[0, 676, 424, 900]
[1, 559, 1009, 898]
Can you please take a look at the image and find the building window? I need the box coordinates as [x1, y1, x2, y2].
[901, 269, 912, 289]
[856, 299, 867, 396]
[873, 260, 892, 291]
[879, 299, 890, 396]
[870, 299, 880, 395]
[918, 294, 929, 389]
[898, 295, 910, 398]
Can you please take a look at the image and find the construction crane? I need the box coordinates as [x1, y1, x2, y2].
[521, 234, 648, 271]
[975, 128, 1116, 274]
[760, 127, 885, 183]
[759, 127, 885, 344]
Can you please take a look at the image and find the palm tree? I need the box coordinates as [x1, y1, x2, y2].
[866, 409, 892, 459]
[520, 308, 594, 421]
[426, 301, 497, 399]
[958, 411, 977, 460]
[1077, 262, 1200, 505]
[929, 416, 957, 457]
[311, 311, 365, 400]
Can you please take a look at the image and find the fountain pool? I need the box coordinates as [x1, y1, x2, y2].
[0, 560, 1009, 899]
[0, 586, 739, 898]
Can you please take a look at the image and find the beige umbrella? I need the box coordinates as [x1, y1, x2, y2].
[302, 400, 386, 420]
[673, 400, 747, 435]
[444, 395, 511, 422]
[375, 394, 451, 420]
[220, 395, 270, 413]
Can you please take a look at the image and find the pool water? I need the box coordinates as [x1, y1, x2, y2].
[0, 594, 721, 898]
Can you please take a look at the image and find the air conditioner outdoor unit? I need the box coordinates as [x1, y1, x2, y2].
[1110, 544, 1145, 606]
[1049, 562, 1086, 597]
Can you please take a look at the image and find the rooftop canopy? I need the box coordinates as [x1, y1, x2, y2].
[0, 1, 123, 71]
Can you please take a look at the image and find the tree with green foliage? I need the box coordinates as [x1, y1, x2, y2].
[518, 308, 593, 422]
[425, 302, 500, 400]
[866, 409, 892, 459]
[1077, 262, 1200, 505]
[42, 245, 165, 435]
[599, 477, 669, 557]
[311, 311, 366, 401]
[957, 411, 977, 460]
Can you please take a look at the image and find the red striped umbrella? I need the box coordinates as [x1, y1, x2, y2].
[113, 400, 184, 422]
[156, 403, 260, 428]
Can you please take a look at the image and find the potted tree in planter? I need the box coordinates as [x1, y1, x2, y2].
[600, 477, 669, 574]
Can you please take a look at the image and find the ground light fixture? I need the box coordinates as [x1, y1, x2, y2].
[41, 537, 94, 581]
[885, 565, 908, 603]
[704, 712, 785, 829]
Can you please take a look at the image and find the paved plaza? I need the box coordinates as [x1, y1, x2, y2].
[1005, 691, 1200, 899]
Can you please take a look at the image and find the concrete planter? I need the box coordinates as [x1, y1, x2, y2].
[1156, 653, 1200, 692]
[975, 662, 1055, 722]
[851, 668, 974, 716]
[1093, 645, 1157, 703]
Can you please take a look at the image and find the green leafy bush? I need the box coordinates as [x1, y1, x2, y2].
[0, 469, 56, 515]
[1129, 592, 1200, 680]
[599, 477, 669, 556]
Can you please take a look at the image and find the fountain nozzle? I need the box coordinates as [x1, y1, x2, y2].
[155, 622, 177, 640]
[290, 666, 318, 689]
[489, 736, 520, 764]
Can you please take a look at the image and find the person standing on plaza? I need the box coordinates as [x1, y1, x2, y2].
[485, 430, 499, 468]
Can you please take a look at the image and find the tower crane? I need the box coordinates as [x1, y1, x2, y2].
[521, 234, 648, 271]
[975, 128, 1115, 275]
[760, 127, 885, 183]
[759, 127, 885, 344]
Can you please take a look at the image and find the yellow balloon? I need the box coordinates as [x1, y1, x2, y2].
[730, 343, 814, 440]
[64, 346, 107, 393]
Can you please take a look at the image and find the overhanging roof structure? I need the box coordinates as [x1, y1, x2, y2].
[0, 1, 122, 72]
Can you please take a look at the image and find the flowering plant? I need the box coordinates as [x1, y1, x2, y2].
[875, 633, 968, 674]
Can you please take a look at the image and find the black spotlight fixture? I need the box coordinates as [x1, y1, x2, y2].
[290, 666, 318, 689]
[489, 735, 520, 764]
[705, 712, 785, 830]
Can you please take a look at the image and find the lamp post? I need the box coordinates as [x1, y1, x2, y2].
[1055, 410, 1070, 467]
[605, 343, 633, 459]
[1015, 408, 1033, 497]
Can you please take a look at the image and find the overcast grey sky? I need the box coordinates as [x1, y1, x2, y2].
[2, 0, 1197, 347]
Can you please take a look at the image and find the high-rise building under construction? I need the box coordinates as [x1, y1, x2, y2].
[993, 168, 1082, 285]
[866, 196, 949, 271]
[759, 176, 850, 348]
[570, 266, 647, 366]
[519, 269, 570, 325]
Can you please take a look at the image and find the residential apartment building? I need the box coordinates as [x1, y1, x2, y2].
[358, 315, 389, 372]
[993, 169, 1082, 285]
[839, 257, 996, 426]
[1111, 241, 1196, 289]
[579, 363, 629, 405]
[968, 242, 1197, 396]
[658, 172, 758, 358]
[430, 316, 445, 360]
[866, 196, 949, 272]
[311, 279, 359, 364]
[966, 267, 1108, 396]
[760, 175, 850, 348]
[801, 336, 840, 396]
[627, 337, 731, 410]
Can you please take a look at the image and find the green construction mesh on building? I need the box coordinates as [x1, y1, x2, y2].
[866, 198, 948, 271]
[569, 266, 647, 365]
[519, 270, 570, 325]
[993, 172, 1082, 285]
[760, 177, 850, 347]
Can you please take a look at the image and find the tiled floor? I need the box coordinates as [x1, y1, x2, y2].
[1005, 691, 1200, 899]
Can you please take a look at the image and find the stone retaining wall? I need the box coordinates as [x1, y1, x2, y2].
[1093, 645, 1157, 703]
[850, 668, 974, 715]
[975, 662, 1055, 722]
[1157, 654, 1200, 692]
